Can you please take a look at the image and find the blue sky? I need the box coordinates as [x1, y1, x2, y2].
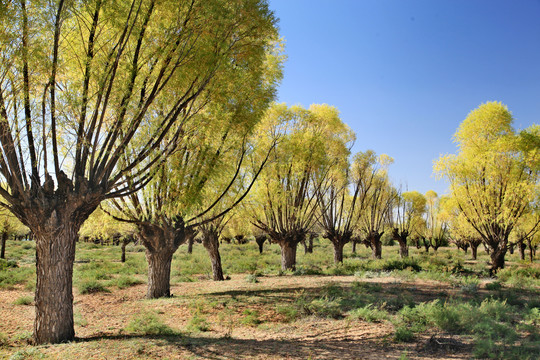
[268, 0, 540, 195]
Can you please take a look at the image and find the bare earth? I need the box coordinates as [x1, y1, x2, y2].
[0, 275, 473, 359]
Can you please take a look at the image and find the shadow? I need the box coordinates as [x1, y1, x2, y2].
[76, 332, 427, 360]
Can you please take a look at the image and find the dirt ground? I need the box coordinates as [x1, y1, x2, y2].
[0, 275, 474, 359]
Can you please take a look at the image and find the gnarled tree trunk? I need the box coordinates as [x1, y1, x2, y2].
[367, 231, 383, 259]
[332, 241, 345, 263]
[470, 242, 478, 260]
[392, 229, 409, 258]
[278, 238, 299, 271]
[518, 240, 526, 261]
[255, 235, 266, 254]
[202, 229, 224, 281]
[0, 232, 7, 259]
[146, 247, 174, 298]
[488, 237, 508, 275]
[31, 205, 89, 345]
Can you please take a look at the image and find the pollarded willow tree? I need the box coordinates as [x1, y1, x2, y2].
[356, 151, 396, 259]
[435, 102, 540, 274]
[389, 190, 426, 258]
[0, 0, 278, 343]
[250, 103, 350, 270]
[108, 37, 282, 297]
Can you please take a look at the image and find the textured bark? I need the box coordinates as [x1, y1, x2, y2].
[519, 241, 526, 261]
[351, 239, 357, 254]
[368, 232, 383, 259]
[527, 238, 535, 263]
[392, 229, 409, 258]
[489, 240, 508, 275]
[333, 241, 345, 263]
[470, 243, 478, 260]
[202, 231, 224, 281]
[33, 217, 80, 344]
[146, 247, 174, 298]
[0, 232, 7, 259]
[121, 240, 127, 263]
[187, 237, 194, 254]
[279, 241, 298, 271]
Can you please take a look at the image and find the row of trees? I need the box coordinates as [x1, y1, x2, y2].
[0, 0, 537, 345]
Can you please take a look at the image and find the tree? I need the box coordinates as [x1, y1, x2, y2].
[356, 152, 395, 259]
[251, 104, 350, 270]
[390, 190, 426, 258]
[0, 206, 28, 259]
[0, 0, 278, 343]
[424, 191, 449, 252]
[435, 102, 540, 274]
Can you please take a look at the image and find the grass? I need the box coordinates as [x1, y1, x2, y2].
[125, 311, 177, 335]
[0, 239, 538, 359]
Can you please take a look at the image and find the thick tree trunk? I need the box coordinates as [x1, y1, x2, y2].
[351, 239, 357, 254]
[202, 232, 224, 281]
[306, 236, 314, 253]
[121, 240, 127, 263]
[0, 232, 7, 259]
[279, 241, 298, 271]
[518, 241, 526, 261]
[527, 238, 535, 263]
[33, 222, 79, 344]
[187, 237, 194, 254]
[145, 248, 174, 298]
[489, 240, 508, 275]
[333, 241, 345, 264]
[368, 232, 383, 259]
[471, 243, 478, 260]
[508, 243, 515, 255]
[422, 238, 430, 253]
[255, 235, 266, 254]
[398, 240, 409, 258]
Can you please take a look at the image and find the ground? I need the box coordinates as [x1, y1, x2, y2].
[1, 274, 474, 359]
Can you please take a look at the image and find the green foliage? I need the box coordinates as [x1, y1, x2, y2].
[186, 313, 211, 332]
[240, 309, 262, 326]
[245, 274, 259, 283]
[125, 312, 176, 336]
[78, 279, 110, 295]
[13, 295, 33, 306]
[112, 276, 144, 289]
[394, 326, 415, 342]
[348, 305, 389, 322]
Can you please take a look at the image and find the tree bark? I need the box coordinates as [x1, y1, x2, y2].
[121, 240, 127, 263]
[351, 238, 357, 254]
[279, 240, 298, 271]
[518, 241, 526, 261]
[368, 232, 383, 259]
[0, 232, 7, 259]
[202, 231, 224, 281]
[187, 236, 194, 254]
[333, 241, 345, 263]
[399, 241, 409, 258]
[145, 248, 174, 298]
[470, 243, 478, 260]
[489, 241, 508, 275]
[255, 235, 266, 254]
[527, 238, 535, 263]
[33, 220, 79, 344]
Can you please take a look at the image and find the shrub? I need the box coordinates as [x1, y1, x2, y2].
[348, 305, 388, 322]
[485, 281, 502, 291]
[245, 274, 259, 283]
[13, 295, 33, 306]
[394, 326, 415, 342]
[113, 275, 144, 289]
[240, 309, 262, 326]
[125, 312, 176, 335]
[186, 313, 210, 332]
[78, 279, 110, 294]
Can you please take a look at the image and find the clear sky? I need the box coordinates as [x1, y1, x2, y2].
[268, 0, 540, 196]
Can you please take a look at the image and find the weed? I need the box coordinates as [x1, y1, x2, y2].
[459, 276, 479, 295]
[113, 275, 144, 289]
[240, 309, 262, 326]
[245, 274, 259, 283]
[394, 326, 415, 342]
[9, 347, 45, 360]
[125, 311, 176, 335]
[186, 313, 210, 332]
[348, 304, 388, 322]
[13, 295, 33, 305]
[78, 279, 110, 294]
[485, 281, 502, 291]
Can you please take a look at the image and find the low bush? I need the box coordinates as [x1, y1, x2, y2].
[125, 311, 176, 335]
